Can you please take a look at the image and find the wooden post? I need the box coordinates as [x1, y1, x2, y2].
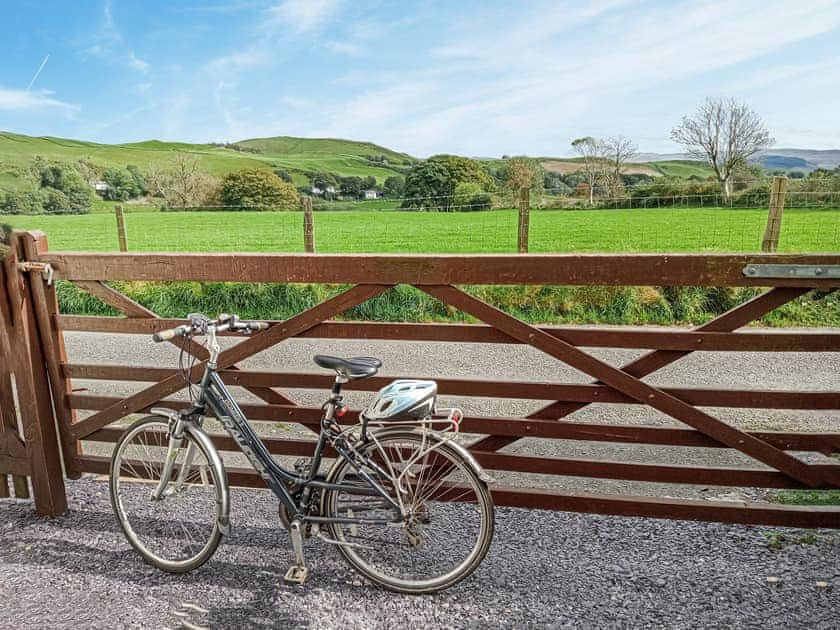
[303, 196, 315, 253]
[115, 205, 128, 252]
[7, 231, 67, 516]
[20, 232, 82, 479]
[761, 176, 787, 252]
[13, 475, 29, 498]
[517, 187, 530, 253]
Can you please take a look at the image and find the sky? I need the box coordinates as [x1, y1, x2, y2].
[1, 0, 840, 157]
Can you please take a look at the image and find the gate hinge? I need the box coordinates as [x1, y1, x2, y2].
[743, 264, 840, 279]
[17, 261, 54, 286]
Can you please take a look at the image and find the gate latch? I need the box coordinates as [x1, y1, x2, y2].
[743, 264, 840, 279]
[17, 261, 54, 286]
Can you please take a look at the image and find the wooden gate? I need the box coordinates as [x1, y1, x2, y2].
[0, 232, 66, 515]
[10, 229, 840, 525]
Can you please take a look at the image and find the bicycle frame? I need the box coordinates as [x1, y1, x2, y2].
[169, 325, 403, 527]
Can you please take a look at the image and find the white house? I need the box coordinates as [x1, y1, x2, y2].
[311, 185, 336, 196]
[93, 181, 109, 197]
[363, 189, 379, 200]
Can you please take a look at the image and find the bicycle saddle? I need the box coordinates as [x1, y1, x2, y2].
[314, 355, 381, 380]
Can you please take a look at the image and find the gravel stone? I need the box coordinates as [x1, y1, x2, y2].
[1, 476, 838, 629]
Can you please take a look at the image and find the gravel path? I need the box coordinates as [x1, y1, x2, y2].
[1, 477, 838, 629]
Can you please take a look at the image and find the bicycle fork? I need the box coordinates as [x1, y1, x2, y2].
[151, 433, 202, 500]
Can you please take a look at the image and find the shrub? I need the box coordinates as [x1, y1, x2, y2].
[1, 189, 44, 214]
[219, 169, 301, 209]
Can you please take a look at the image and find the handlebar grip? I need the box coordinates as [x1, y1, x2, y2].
[153, 326, 185, 342]
[248, 322, 269, 331]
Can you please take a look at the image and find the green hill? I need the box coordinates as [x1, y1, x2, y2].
[0, 131, 415, 191]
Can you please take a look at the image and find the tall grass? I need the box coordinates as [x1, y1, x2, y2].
[56, 281, 839, 327]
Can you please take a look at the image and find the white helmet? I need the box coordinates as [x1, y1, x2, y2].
[361, 380, 437, 422]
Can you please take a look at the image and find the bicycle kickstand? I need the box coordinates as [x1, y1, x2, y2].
[283, 520, 309, 585]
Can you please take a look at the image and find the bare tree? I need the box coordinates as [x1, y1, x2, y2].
[146, 152, 218, 208]
[671, 98, 773, 200]
[603, 135, 637, 187]
[571, 136, 607, 205]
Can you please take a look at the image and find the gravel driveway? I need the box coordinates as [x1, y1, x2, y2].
[1, 476, 837, 629]
[1, 327, 837, 628]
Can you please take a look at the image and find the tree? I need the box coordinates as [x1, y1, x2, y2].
[671, 97, 773, 200]
[146, 153, 218, 208]
[103, 167, 142, 201]
[383, 175, 404, 198]
[570, 137, 607, 204]
[312, 172, 339, 199]
[362, 176, 376, 191]
[339, 176, 363, 199]
[402, 155, 494, 211]
[274, 169, 293, 183]
[219, 168, 300, 209]
[502, 156, 544, 196]
[43, 188, 71, 214]
[603, 135, 637, 187]
[1, 189, 44, 215]
[126, 165, 148, 196]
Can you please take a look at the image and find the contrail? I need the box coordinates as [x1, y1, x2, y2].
[26, 54, 50, 90]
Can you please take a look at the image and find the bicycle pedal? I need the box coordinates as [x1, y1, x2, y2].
[283, 565, 309, 585]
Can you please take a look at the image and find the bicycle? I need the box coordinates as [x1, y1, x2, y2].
[109, 313, 495, 594]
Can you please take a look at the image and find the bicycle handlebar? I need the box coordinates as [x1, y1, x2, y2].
[152, 316, 268, 342]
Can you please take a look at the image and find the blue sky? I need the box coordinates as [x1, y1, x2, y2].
[1, 0, 840, 156]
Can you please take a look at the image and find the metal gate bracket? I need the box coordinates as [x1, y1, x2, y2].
[17, 261, 54, 286]
[743, 264, 840, 279]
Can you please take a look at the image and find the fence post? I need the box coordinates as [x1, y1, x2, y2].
[19, 231, 82, 479]
[0, 241, 30, 499]
[7, 231, 67, 516]
[761, 176, 787, 253]
[517, 187, 530, 253]
[303, 196, 315, 253]
[115, 205, 128, 252]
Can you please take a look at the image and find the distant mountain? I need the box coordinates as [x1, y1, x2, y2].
[631, 148, 840, 172]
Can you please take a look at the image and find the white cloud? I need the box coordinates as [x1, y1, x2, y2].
[312, 0, 840, 156]
[0, 88, 77, 112]
[324, 40, 364, 56]
[81, 1, 151, 74]
[267, 0, 341, 33]
[127, 51, 150, 73]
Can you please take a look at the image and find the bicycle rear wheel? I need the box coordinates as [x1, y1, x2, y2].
[109, 416, 227, 573]
[322, 429, 494, 594]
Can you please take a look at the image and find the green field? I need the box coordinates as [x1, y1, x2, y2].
[0, 132, 411, 189]
[650, 160, 715, 178]
[4, 207, 838, 253]
[0, 132, 716, 194]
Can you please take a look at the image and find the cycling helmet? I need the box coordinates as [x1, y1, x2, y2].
[361, 380, 438, 422]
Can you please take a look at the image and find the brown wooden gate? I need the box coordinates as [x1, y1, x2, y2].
[0, 233, 66, 515]
[9, 229, 840, 525]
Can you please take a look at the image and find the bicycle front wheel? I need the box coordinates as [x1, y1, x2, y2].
[322, 429, 495, 594]
[109, 416, 227, 573]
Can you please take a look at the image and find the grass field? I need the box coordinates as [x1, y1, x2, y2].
[4, 207, 838, 253]
[650, 160, 715, 178]
[0, 132, 410, 189]
[0, 132, 717, 195]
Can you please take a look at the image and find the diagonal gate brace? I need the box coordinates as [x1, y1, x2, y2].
[420, 285, 830, 489]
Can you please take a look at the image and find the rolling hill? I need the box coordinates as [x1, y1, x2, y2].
[0, 131, 414, 191]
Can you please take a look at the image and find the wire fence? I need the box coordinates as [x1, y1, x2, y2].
[2, 179, 839, 254]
